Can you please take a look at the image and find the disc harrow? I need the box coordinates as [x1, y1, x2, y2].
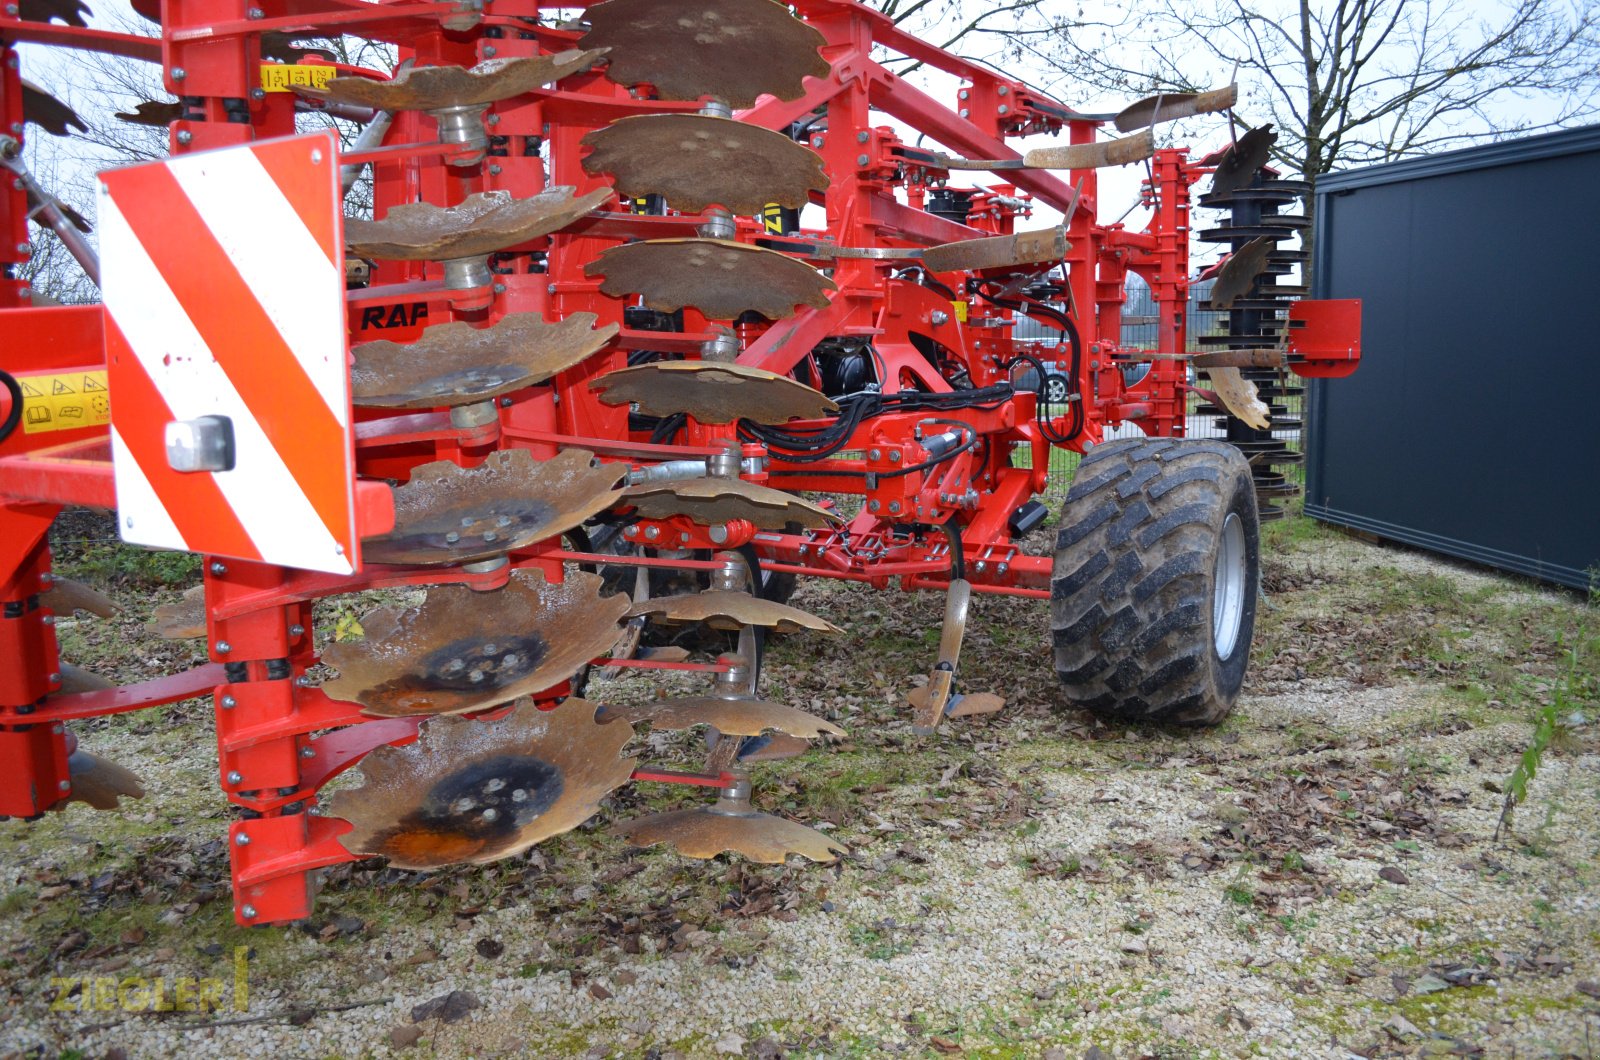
[0, 0, 1359, 924]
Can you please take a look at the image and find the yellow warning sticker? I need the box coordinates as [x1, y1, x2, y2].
[259, 64, 337, 93]
[952, 300, 969, 323]
[19, 370, 110, 435]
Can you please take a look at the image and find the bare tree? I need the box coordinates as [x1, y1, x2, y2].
[864, 0, 1060, 70]
[1049, 0, 1600, 192]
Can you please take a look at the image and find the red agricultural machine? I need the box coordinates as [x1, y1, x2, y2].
[0, 0, 1359, 925]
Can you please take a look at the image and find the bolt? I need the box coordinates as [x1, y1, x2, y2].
[975, 560, 987, 573]
[959, 109, 970, 119]
[997, 562, 1009, 575]
[210, 561, 227, 575]
[493, 282, 507, 294]
[288, 624, 305, 637]
[643, 526, 659, 540]
[294, 675, 312, 688]
[250, 87, 265, 100]
[300, 746, 316, 759]
[241, 905, 257, 919]
[488, 164, 502, 176]
[486, 113, 500, 126]
[47, 672, 60, 684]
[708, 524, 729, 544]
[888, 501, 901, 513]
[857, 131, 869, 143]
[868, 448, 881, 461]
[3, 4, 16, 14]
[998, 105, 1009, 115]
[42, 614, 54, 626]
[890, 451, 902, 463]
[998, 85, 1009, 96]
[228, 772, 244, 786]
[215, 641, 231, 654]
[930, 310, 948, 325]
[856, 154, 869, 166]
[220, 695, 236, 709]
[546, 283, 557, 295]
[624, 525, 638, 538]
[58, 779, 71, 791]
[959, 89, 970, 100]
[810, 136, 824, 148]
[868, 500, 880, 512]
[172, 67, 186, 81]
[52, 724, 62, 735]
[246, 5, 262, 16]
[483, 45, 497, 57]
[14, 241, 27, 254]
[310, 148, 322, 163]
[679, 532, 690, 543]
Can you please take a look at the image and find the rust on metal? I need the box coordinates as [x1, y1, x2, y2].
[151, 584, 206, 641]
[42, 577, 118, 618]
[921, 226, 1069, 274]
[20, 80, 87, 137]
[1020, 129, 1154, 170]
[598, 695, 842, 737]
[589, 361, 837, 425]
[626, 589, 840, 634]
[302, 50, 606, 111]
[328, 698, 636, 869]
[581, 114, 827, 213]
[63, 751, 146, 810]
[352, 312, 618, 409]
[322, 570, 627, 718]
[1113, 84, 1237, 132]
[362, 449, 627, 566]
[1207, 237, 1276, 309]
[115, 100, 181, 127]
[626, 478, 834, 529]
[1209, 125, 1277, 197]
[345, 187, 612, 261]
[615, 802, 844, 863]
[581, 0, 829, 108]
[585, 238, 834, 321]
[1205, 367, 1272, 430]
[1191, 349, 1287, 369]
[54, 663, 113, 694]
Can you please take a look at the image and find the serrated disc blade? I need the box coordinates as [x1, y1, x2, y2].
[1209, 125, 1277, 197]
[363, 449, 626, 566]
[581, 114, 827, 214]
[1205, 367, 1272, 430]
[346, 187, 612, 261]
[581, 0, 828, 108]
[322, 570, 627, 718]
[1207, 237, 1276, 310]
[615, 805, 844, 863]
[597, 695, 842, 737]
[590, 361, 836, 425]
[151, 584, 206, 640]
[1021, 130, 1153, 170]
[353, 313, 618, 409]
[20, 80, 87, 136]
[63, 750, 145, 810]
[55, 663, 113, 694]
[328, 699, 636, 869]
[921, 226, 1069, 274]
[626, 589, 839, 634]
[1113, 84, 1237, 132]
[303, 50, 605, 110]
[22, 0, 92, 27]
[115, 99, 181, 126]
[627, 478, 834, 529]
[585, 239, 834, 321]
[42, 577, 117, 618]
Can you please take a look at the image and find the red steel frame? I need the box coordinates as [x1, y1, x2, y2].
[0, 0, 1265, 924]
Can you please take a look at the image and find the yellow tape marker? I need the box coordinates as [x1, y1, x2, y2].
[259, 65, 337, 93]
[18, 370, 110, 435]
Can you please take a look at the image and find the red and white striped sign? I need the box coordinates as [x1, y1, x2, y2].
[100, 132, 356, 574]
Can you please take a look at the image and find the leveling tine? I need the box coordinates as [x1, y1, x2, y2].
[627, 478, 835, 530]
[626, 589, 840, 634]
[615, 777, 845, 864]
[329, 699, 636, 870]
[1114, 84, 1237, 132]
[597, 696, 843, 738]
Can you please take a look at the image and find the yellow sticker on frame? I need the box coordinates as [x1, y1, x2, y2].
[18, 370, 111, 435]
[259, 65, 337, 93]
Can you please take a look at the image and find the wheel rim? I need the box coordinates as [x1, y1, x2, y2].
[1212, 512, 1247, 661]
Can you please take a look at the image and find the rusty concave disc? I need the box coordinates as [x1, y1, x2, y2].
[322, 569, 627, 718]
[585, 239, 834, 321]
[304, 50, 606, 111]
[589, 361, 836, 425]
[345, 187, 612, 261]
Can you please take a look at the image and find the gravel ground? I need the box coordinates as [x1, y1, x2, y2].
[2, 518, 1597, 1059]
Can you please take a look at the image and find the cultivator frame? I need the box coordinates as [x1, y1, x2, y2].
[0, 0, 1359, 925]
